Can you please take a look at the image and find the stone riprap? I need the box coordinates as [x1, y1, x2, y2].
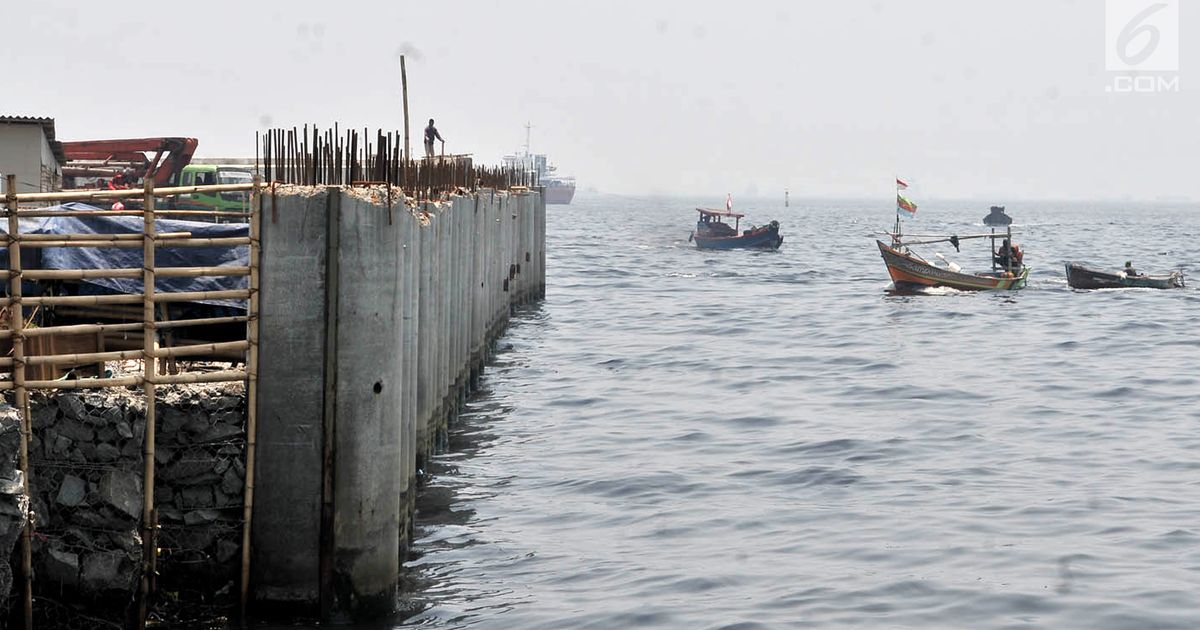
[16, 382, 246, 621]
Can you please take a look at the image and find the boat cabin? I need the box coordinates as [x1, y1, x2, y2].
[695, 208, 743, 238]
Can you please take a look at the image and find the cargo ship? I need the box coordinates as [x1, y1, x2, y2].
[503, 125, 575, 205]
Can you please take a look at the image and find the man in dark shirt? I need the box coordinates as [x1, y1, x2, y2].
[424, 119, 444, 158]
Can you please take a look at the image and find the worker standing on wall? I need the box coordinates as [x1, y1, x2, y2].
[424, 119, 444, 159]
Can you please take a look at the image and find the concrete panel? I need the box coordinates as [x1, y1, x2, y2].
[330, 192, 403, 618]
[253, 189, 330, 609]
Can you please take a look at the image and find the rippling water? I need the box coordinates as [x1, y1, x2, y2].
[397, 195, 1200, 629]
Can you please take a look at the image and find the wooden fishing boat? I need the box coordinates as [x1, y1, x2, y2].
[690, 208, 783, 250]
[877, 181, 1028, 291]
[1065, 262, 1184, 290]
[877, 240, 1029, 290]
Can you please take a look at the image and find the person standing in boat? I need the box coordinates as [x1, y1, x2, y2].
[425, 118, 444, 159]
[1124, 261, 1139, 277]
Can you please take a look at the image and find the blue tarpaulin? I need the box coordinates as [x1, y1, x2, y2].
[2, 202, 249, 309]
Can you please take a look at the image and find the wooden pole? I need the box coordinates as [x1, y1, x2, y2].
[7, 174, 33, 630]
[401, 55, 411, 167]
[13, 181, 257, 203]
[239, 176, 262, 620]
[137, 179, 158, 630]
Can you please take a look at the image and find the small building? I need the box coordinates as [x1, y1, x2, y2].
[0, 116, 65, 193]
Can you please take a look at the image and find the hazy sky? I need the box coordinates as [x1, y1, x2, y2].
[4, 0, 1197, 200]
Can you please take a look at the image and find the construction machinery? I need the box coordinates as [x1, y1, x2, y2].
[60, 137, 198, 189]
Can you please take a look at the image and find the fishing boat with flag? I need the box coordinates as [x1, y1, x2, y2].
[690, 194, 783, 250]
[876, 178, 1029, 291]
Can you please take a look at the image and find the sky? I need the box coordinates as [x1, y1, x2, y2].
[3, 0, 1198, 201]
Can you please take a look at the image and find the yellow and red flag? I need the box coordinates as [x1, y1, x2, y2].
[897, 194, 917, 216]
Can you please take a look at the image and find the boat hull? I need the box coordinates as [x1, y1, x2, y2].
[695, 227, 783, 250]
[1065, 263, 1184, 289]
[544, 184, 575, 205]
[877, 241, 1028, 290]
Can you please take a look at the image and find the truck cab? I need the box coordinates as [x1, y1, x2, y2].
[176, 164, 253, 215]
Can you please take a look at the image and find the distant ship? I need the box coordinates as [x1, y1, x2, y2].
[503, 124, 576, 205]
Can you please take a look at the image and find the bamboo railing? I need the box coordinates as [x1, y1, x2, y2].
[3, 175, 262, 630]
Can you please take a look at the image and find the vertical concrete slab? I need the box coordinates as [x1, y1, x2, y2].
[329, 192, 403, 618]
[416, 211, 434, 465]
[253, 189, 330, 611]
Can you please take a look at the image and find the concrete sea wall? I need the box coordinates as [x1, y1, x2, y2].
[253, 186, 544, 620]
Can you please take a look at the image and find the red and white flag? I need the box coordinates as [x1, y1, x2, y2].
[896, 178, 909, 190]
[726, 193, 733, 212]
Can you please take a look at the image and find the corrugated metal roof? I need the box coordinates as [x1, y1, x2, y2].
[0, 115, 64, 163]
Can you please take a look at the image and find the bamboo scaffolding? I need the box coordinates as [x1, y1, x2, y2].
[1, 154, 260, 629]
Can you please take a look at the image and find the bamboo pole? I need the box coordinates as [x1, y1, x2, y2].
[20, 348, 143, 366]
[154, 340, 248, 359]
[0, 288, 248, 307]
[18, 376, 143, 390]
[16, 210, 252, 219]
[137, 179, 157, 630]
[16, 232, 191, 242]
[0, 315, 250, 340]
[7, 174, 33, 630]
[239, 175, 262, 620]
[14, 236, 250, 249]
[0, 340, 248, 367]
[155, 266, 251, 278]
[13, 182, 259, 203]
[0, 372, 252, 390]
[19, 266, 250, 281]
[151, 289, 250, 303]
[149, 369, 247, 385]
[0, 294, 142, 307]
[20, 268, 144, 280]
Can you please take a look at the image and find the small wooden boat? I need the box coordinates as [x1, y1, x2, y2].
[877, 182, 1028, 291]
[1065, 262, 1184, 290]
[691, 208, 783, 250]
[878, 240, 1029, 291]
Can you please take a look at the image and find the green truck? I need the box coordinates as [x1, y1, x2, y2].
[170, 164, 254, 216]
